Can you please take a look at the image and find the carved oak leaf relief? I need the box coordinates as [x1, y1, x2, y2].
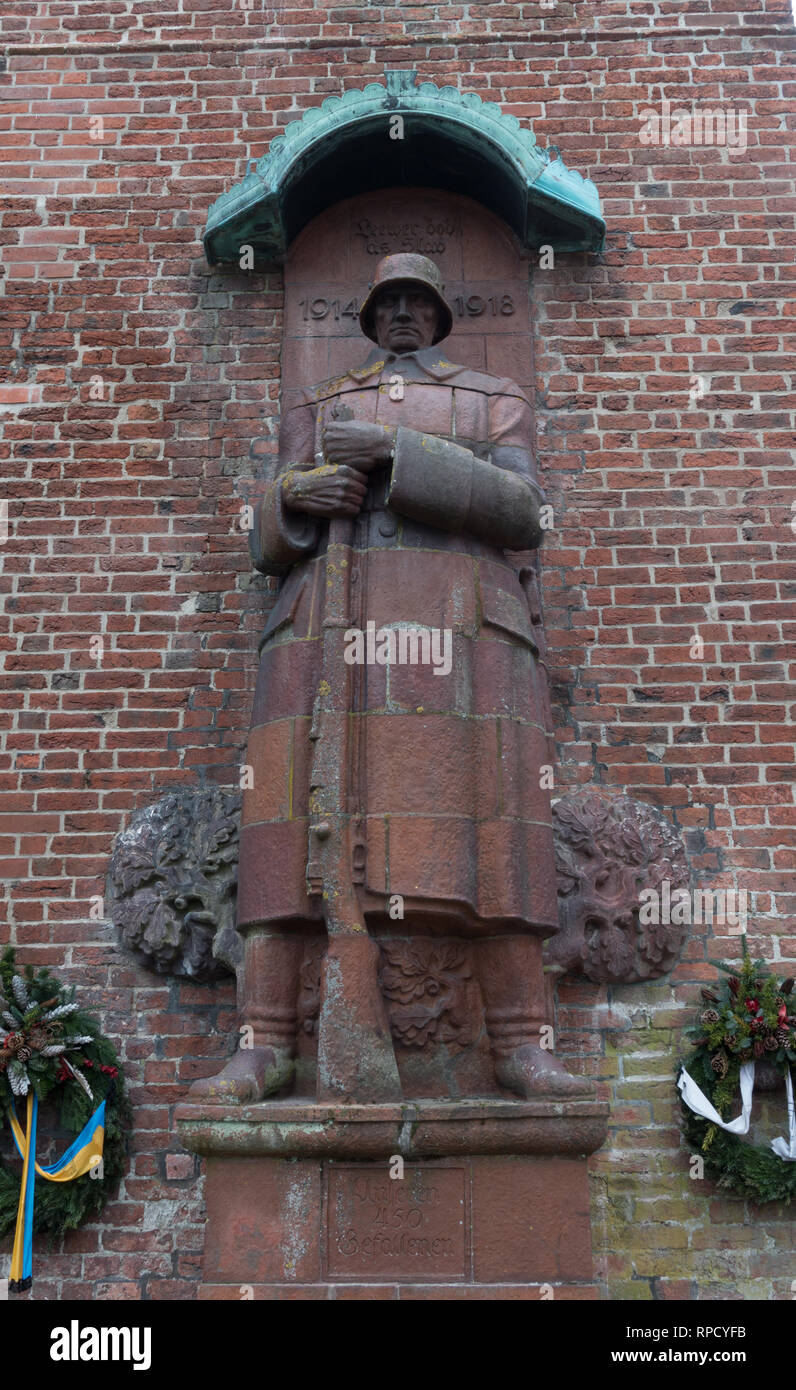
[378, 940, 479, 1048]
[296, 939, 480, 1049]
[547, 791, 690, 984]
[107, 788, 243, 981]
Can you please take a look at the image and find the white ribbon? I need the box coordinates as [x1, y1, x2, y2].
[771, 1066, 796, 1160]
[678, 1061, 796, 1161]
[678, 1060, 755, 1134]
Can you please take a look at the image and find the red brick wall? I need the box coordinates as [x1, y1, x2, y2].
[1, 0, 793, 1299]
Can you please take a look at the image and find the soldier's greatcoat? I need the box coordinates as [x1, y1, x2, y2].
[237, 344, 558, 938]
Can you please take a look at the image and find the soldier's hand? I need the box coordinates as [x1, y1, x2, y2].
[322, 420, 395, 473]
[281, 463, 368, 518]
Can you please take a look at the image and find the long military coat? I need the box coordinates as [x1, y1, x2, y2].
[237, 344, 558, 938]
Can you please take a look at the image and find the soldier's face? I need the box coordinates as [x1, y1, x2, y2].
[373, 283, 439, 352]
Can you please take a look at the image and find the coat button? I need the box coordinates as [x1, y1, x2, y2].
[378, 512, 397, 537]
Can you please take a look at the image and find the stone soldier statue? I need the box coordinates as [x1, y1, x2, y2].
[190, 253, 592, 1105]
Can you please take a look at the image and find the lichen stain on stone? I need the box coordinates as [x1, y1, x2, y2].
[280, 1168, 315, 1276]
[397, 1118, 415, 1155]
[316, 951, 343, 1092]
[142, 1198, 190, 1231]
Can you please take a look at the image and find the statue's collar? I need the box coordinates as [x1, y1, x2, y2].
[350, 345, 463, 382]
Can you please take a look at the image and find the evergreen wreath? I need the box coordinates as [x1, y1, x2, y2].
[679, 950, 796, 1204]
[0, 948, 131, 1242]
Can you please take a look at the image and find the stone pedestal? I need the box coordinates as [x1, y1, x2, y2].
[176, 1098, 608, 1300]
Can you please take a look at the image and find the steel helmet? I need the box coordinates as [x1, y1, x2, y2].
[359, 253, 454, 345]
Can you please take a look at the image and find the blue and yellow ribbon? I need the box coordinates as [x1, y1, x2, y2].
[9, 1091, 105, 1291]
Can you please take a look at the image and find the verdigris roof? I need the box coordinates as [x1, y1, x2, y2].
[204, 71, 605, 266]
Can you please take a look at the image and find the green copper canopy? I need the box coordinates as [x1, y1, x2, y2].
[204, 71, 605, 267]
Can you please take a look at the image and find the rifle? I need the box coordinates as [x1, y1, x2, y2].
[306, 402, 402, 1102]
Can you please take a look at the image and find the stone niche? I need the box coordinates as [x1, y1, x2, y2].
[271, 190, 540, 1110]
[175, 81, 614, 1299]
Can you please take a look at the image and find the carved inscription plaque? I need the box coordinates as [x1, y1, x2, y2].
[325, 1164, 468, 1282]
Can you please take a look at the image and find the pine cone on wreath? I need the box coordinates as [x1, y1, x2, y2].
[775, 1026, 790, 1046]
[11, 976, 29, 1010]
[700, 1008, 720, 1025]
[711, 1051, 729, 1078]
[764, 1035, 779, 1052]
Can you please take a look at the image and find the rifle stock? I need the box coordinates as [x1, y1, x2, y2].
[307, 409, 401, 1102]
